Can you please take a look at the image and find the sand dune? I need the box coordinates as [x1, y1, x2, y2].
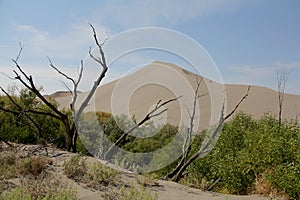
[55, 61, 300, 130]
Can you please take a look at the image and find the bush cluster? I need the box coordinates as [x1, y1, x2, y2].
[0, 88, 66, 148]
[0, 153, 77, 200]
[182, 112, 300, 198]
[63, 154, 158, 199]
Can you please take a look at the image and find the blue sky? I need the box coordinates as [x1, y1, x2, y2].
[0, 0, 300, 95]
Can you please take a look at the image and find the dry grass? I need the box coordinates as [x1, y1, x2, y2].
[17, 156, 52, 177]
[63, 154, 88, 181]
[135, 174, 159, 187]
[253, 174, 287, 199]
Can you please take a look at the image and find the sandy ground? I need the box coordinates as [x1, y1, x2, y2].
[24, 61, 298, 199]
[1, 143, 285, 200]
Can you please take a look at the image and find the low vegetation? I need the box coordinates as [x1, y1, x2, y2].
[0, 152, 77, 200]
[1, 88, 300, 199]
[63, 154, 121, 187]
[63, 154, 158, 199]
[180, 113, 300, 199]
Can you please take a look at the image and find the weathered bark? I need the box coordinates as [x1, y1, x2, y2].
[165, 85, 251, 181]
[0, 25, 108, 153]
[277, 70, 287, 130]
[104, 96, 182, 160]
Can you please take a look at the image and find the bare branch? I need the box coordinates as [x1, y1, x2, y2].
[74, 25, 109, 125]
[10, 46, 67, 122]
[277, 70, 288, 129]
[224, 85, 251, 120]
[165, 78, 204, 179]
[99, 31, 110, 46]
[149, 108, 168, 118]
[0, 86, 46, 139]
[104, 96, 182, 159]
[48, 57, 75, 84]
[0, 72, 15, 80]
[15, 42, 24, 62]
[166, 83, 250, 181]
[59, 80, 72, 94]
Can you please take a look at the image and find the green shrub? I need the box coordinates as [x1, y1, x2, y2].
[85, 162, 120, 188]
[63, 154, 87, 181]
[0, 187, 32, 200]
[182, 112, 300, 198]
[267, 162, 300, 199]
[119, 186, 158, 200]
[0, 173, 77, 200]
[0, 88, 65, 147]
[0, 186, 77, 200]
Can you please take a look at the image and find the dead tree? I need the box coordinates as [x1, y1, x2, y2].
[1, 24, 181, 154]
[165, 85, 251, 181]
[104, 95, 182, 160]
[0, 24, 108, 152]
[277, 70, 287, 130]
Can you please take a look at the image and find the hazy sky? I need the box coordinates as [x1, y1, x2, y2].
[0, 0, 300, 95]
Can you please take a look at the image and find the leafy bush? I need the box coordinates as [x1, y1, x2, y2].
[182, 112, 300, 198]
[85, 162, 120, 188]
[267, 162, 300, 198]
[0, 88, 66, 147]
[63, 154, 87, 181]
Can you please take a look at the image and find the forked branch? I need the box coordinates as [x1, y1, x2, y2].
[104, 95, 182, 160]
[166, 85, 251, 181]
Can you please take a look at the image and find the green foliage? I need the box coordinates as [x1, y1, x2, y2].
[0, 180, 77, 200]
[0, 187, 32, 200]
[63, 154, 121, 189]
[63, 154, 87, 181]
[123, 123, 178, 153]
[183, 112, 300, 198]
[267, 162, 300, 198]
[0, 87, 65, 147]
[119, 186, 158, 200]
[85, 162, 120, 187]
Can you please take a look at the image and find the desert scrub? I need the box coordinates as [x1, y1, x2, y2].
[135, 173, 159, 187]
[0, 173, 77, 200]
[63, 154, 87, 181]
[0, 187, 77, 200]
[17, 156, 52, 177]
[85, 162, 121, 188]
[119, 186, 158, 200]
[63, 154, 121, 188]
[0, 152, 17, 179]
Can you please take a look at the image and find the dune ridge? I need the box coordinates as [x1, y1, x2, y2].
[54, 61, 300, 130]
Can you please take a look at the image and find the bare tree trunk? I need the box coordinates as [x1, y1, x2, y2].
[165, 78, 206, 179]
[277, 70, 287, 131]
[1, 25, 109, 153]
[165, 85, 250, 181]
